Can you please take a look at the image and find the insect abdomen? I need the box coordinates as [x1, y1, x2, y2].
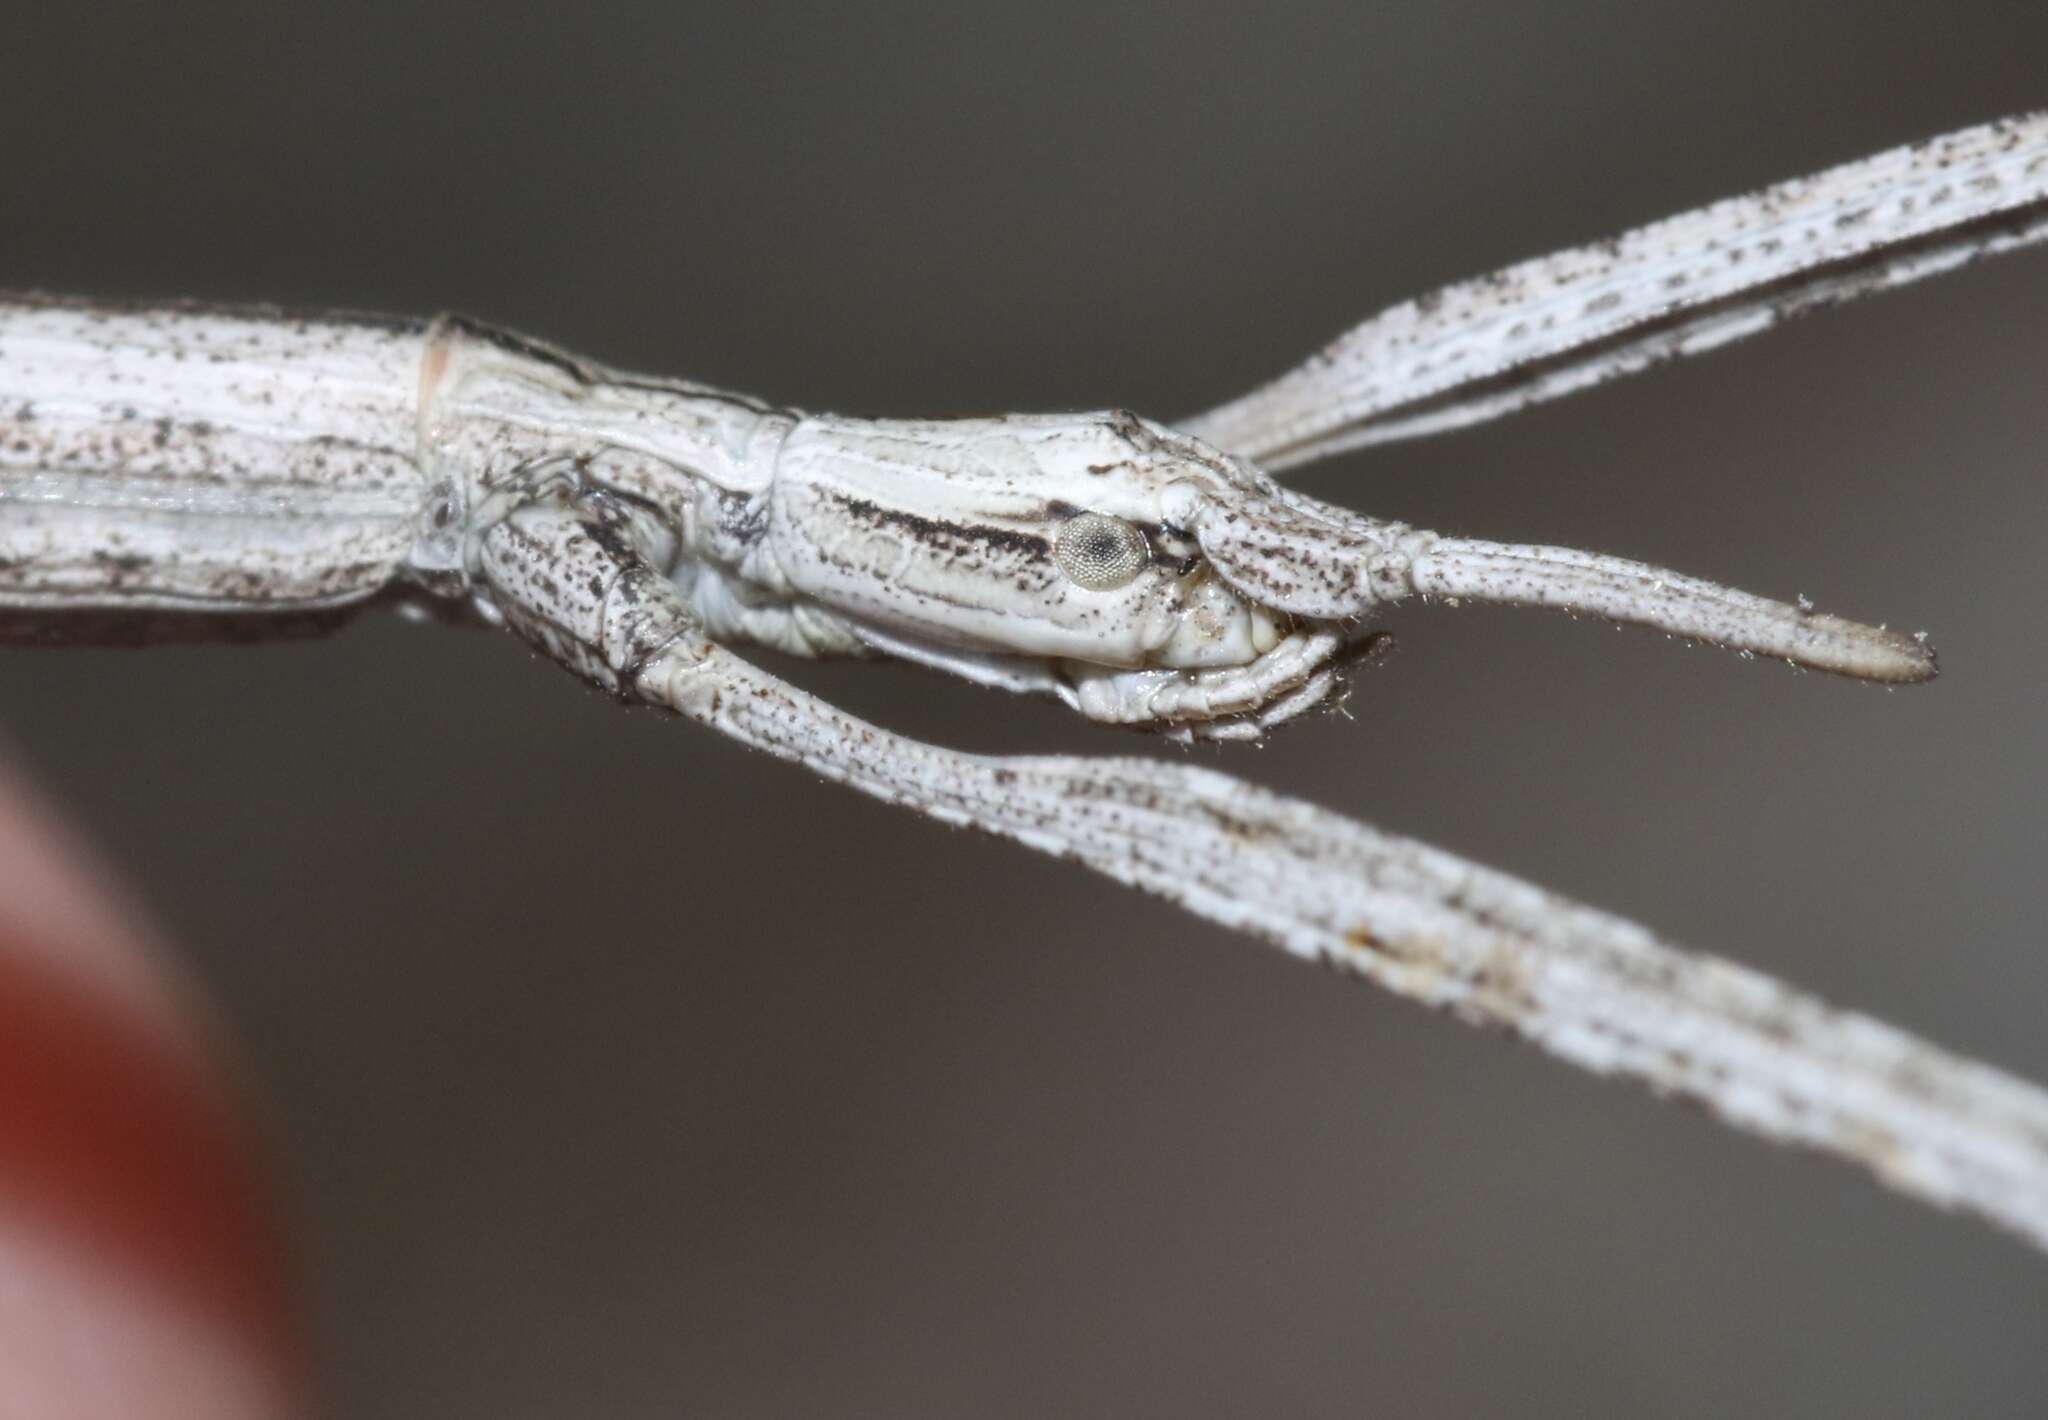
[0, 296, 430, 631]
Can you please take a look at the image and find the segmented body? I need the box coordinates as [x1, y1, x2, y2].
[1, 301, 1358, 733]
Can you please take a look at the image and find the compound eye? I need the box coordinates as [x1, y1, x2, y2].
[1055, 511, 1149, 590]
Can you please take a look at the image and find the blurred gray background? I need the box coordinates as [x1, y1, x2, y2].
[4, 3, 2045, 1415]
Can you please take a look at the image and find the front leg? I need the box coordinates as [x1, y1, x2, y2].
[617, 582, 2048, 1252]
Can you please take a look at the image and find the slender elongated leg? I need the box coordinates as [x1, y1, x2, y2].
[1185, 113, 2048, 468]
[643, 618, 2048, 1252]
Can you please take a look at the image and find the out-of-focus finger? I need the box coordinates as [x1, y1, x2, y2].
[0, 764, 306, 1420]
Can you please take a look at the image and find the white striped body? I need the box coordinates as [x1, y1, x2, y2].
[0, 292, 1933, 718]
[0, 298, 431, 625]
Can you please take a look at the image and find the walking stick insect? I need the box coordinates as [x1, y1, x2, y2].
[4, 114, 2046, 1249]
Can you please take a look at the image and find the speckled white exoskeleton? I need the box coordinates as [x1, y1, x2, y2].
[4, 114, 2046, 1248]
